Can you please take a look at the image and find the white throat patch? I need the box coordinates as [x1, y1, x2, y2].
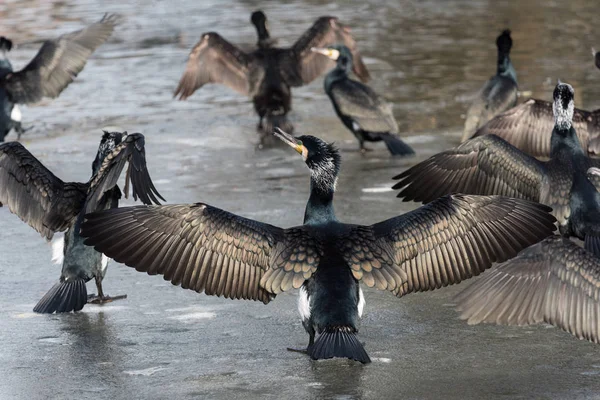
[310, 155, 338, 193]
[553, 97, 574, 130]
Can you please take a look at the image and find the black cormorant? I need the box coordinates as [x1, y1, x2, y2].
[0, 131, 164, 313]
[0, 14, 119, 142]
[466, 49, 600, 157]
[394, 82, 600, 256]
[462, 29, 518, 141]
[80, 129, 555, 363]
[173, 11, 370, 136]
[311, 45, 414, 156]
[455, 236, 600, 344]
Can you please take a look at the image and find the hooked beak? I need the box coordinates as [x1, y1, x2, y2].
[311, 47, 340, 61]
[274, 128, 304, 155]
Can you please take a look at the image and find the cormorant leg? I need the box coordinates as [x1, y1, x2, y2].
[13, 121, 33, 140]
[88, 276, 127, 304]
[287, 322, 315, 354]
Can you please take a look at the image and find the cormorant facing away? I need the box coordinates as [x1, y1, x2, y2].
[312, 45, 414, 156]
[80, 128, 555, 364]
[0, 14, 119, 142]
[0, 131, 164, 313]
[173, 11, 370, 137]
[467, 49, 600, 157]
[394, 82, 600, 256]
[455, 236, 600, 344]
[462, 29, 518, 141]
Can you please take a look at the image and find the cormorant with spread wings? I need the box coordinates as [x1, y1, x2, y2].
[0, 131, 164, 313]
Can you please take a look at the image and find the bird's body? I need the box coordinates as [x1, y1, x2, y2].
[174, 11, 370, 137]
[0, 14, 118, 142]
[81, 129, 555, 364]
[315, 46, 414, 155]
[462, 30, 518, 141]
[0, 132, 163, 313]
[395, 82, 600, 256]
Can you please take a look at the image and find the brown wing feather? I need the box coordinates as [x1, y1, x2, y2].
[3, 14, 119, 104]
[349, 194, 555, 296]
[0, 142, 87, 240]
[473, 99, 595, 158]
[455, 236, 600, 343]
[80, 204, 321, 303]
[173, 32, 253, 100]
[393, 134, 546, 203]
[85, 132, 164, 213]
[288, 16, 370, 85]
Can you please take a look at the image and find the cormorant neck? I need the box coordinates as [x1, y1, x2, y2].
[550, 126, 585, 158]
[304, 178, 337, 225]
[324, 62, 349, 92]
[497, 52, 517, 83]
[254, 22, 271, 48]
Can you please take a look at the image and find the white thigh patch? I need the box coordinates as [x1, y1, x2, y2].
[358, 287, 365, 318]
[100, 254, 110, 277]
[51, 236, 65, 265]
[11, 105, 21, 122]
[298, 286, 311, 321]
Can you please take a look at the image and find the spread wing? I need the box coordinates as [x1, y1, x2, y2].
[472, 99, 596, 157]
[173, 32, 253, 100]
[85, 132, 164, 213]
[2, 14, 118, 104]
[393, 134, 545, 203]
[0, 142, 87, 240]
[287, 16, 370, 85]
[81, 204, 322, 304]
[455, 236, 600, 343]
[340, 195, 555, 296]
[331, 79, 398, 133]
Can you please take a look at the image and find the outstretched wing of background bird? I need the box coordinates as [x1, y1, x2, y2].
[1, 14, 119, 104]
[174, 33, 254, 100]
[393, 134, 545, 203]
[330, 80, 398, 133]
[85, 132, 164, 213]
[81, 204, 322, 304]
[471, 99, 597, 157]
[340, 195, 555, 297]
[0, 142, 88, 240]
[454, 236, 600, 343]
[286, 16, 370, 85]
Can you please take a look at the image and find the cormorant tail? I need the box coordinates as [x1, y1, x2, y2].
[33, 279, 87, 314]
[308, 327, 371, 364]
[263, 113, 294, 135]
[585, 235, 600, 258]
[380, 133, 415, 156]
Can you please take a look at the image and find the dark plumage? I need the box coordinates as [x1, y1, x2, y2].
[467, 49, 600, 156]
[173, 11, 370, 136]
[312, 45, 414, 155]
[0, 14, 119, 142]
[455, 236, 600, 344]
[462, 29, 518, 141]
[80, 128, 555, 364]
[0, 131, 164, 313]
[394, 82, 600, 256]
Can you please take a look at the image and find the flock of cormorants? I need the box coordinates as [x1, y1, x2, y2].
[1, 12, 599, 365]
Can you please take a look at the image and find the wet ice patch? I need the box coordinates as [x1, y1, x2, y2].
[11, 312, 41, 319]
[166, 306, 216, 322]
[123, 366, 167, 376]
[372, 357, 392, 363]
[361, 186, 393, 193]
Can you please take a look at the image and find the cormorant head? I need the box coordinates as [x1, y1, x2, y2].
[593, 48, 600, 70]
[311, 45, 353, 74]
[91, 131, 127, 175]
[0, 37, 12, 55]
[552, 81, 575, 130]
[251, 10, 270, 41]
[274, 128, 341, 193]
[496, 29, 512, 54]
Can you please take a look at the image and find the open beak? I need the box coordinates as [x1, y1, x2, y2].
[274, 127, 304, 155]
[311, 47, 340, 61]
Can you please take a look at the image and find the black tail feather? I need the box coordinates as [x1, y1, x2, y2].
[308, 328, 371, 364]
[585, 235, 600, 258]
[380, 133, 414, 156]
[33, 279, 87, 314]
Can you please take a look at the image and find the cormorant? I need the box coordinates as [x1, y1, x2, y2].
[311, 45, 414, 156]
[0, 14, 119, 142]
[0, 131, 164, 313]
[80, 128, 555, 364]
[394, 82, 600, 256]
[455, 236, 600, 344]
[462, 29, 518, 141]
[173, 11, 370, 136]
[466, 49, 600, 157]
